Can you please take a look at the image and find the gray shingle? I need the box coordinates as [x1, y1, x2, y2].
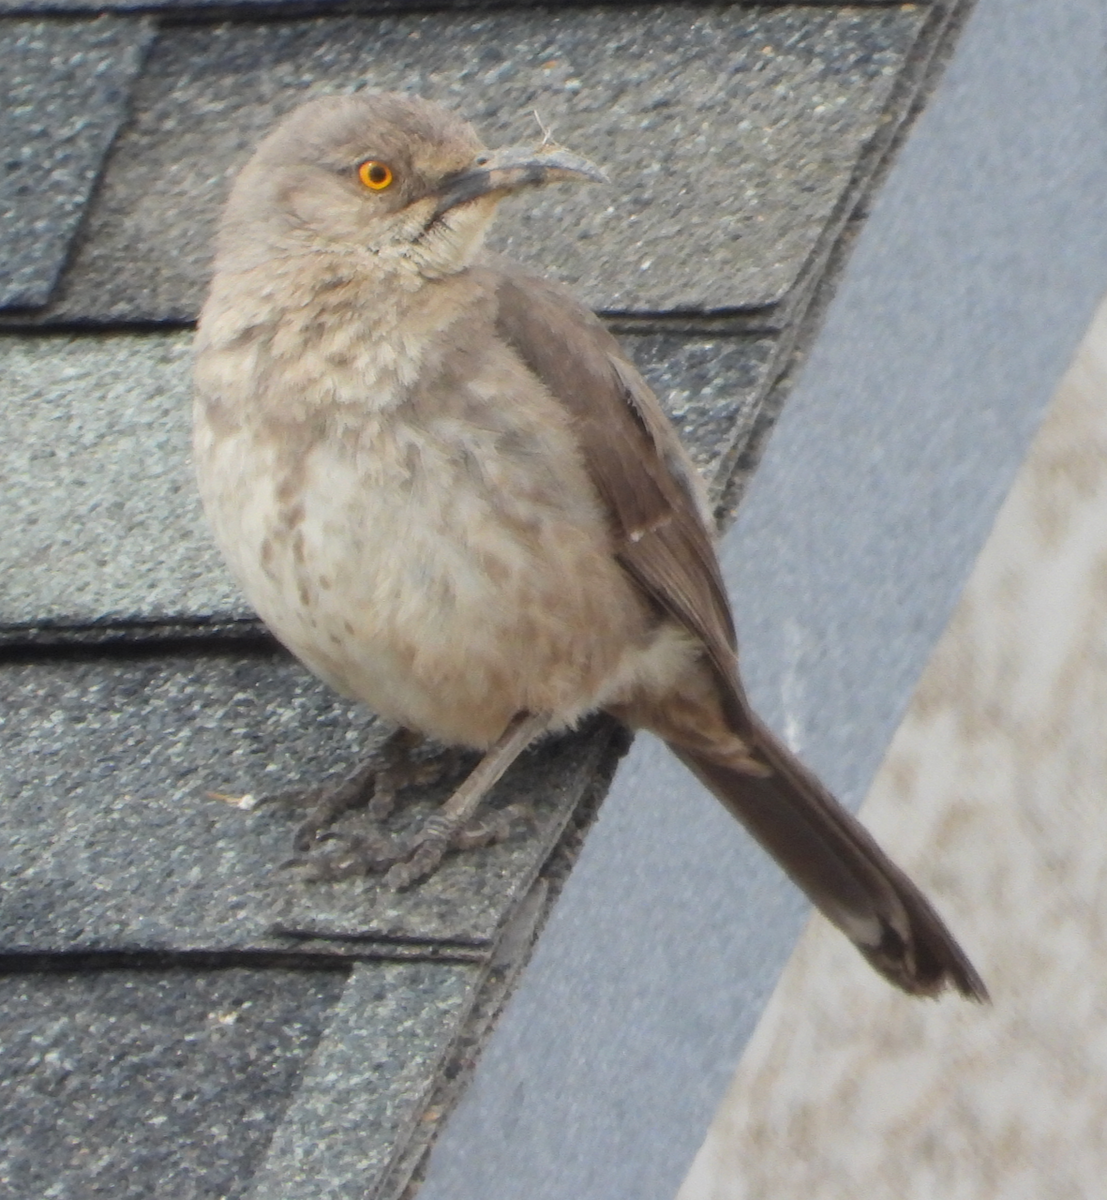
[0, 329, 776, 629]
[0, 965, 346, 1199]
[41, 5, 924, 321]
[246, 962, 481, 1200]
[0, 649, 618, 950]
[0, 332, 243, 628]
[0, 0, 905, 11]
[628, 332, 778, 494]
[0, 17, 153, 309]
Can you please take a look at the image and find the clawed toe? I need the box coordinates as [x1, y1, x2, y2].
[450, 802, 533, 851]
[282, 831, 400, 881]
[384, 802, 535, 889]
[384, 818, 453, 890]
[292, 761, 378, 851]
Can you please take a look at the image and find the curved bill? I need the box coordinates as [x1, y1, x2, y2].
[433, 145, 608, 217]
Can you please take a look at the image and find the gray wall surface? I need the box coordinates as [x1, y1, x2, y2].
[418, 1, 1107, 1197]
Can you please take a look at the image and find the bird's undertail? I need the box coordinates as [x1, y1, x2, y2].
[668, 720, 988, 1001]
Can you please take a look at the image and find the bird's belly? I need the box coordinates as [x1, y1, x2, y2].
[196, 421, 653, 747]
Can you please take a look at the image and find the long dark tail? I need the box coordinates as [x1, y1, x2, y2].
[669, 716, 988, 1001]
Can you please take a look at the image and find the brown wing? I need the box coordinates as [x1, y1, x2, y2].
[491, 266, 741, 704]
[489, 266, 987, 1001]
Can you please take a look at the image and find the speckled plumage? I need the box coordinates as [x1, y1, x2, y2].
[194, 96, 696, 747]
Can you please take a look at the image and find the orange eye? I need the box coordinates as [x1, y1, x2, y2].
[358, 160, 393, 190]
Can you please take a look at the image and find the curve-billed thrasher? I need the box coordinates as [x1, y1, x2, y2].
[194, 92, 985, 1000]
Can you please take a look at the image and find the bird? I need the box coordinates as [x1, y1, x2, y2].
[193, 90, 986, 1001]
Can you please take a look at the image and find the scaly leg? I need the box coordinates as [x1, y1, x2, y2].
[385, 711, 548, 888]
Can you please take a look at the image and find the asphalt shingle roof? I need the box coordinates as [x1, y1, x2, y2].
[14, 7, 924, 323]
[0, 16, 153, 308]
[0, 3, 970, 1196]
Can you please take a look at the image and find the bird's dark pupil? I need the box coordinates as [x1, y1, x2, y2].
[370, 166, 387, 183]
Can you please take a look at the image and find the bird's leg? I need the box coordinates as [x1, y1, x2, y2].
[286, 726, 466, 858]
[384, 711, 548, 889]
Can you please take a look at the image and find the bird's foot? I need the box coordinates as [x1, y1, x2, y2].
[273, 724, 533, 884]
[285, 802, 533, 885]
[265, 712, 543, 885]
[383, 803, 534, 889]
[287, 727, 468, 853]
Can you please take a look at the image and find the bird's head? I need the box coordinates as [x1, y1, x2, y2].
[218, 91, 606, 281]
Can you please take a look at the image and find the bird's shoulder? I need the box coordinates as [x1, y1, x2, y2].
[475, 259, 707, 532]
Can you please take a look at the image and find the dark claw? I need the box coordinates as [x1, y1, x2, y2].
[384, 836, 450, 890]
[282, 831, 402, 880]
[453, 801, 534, 849]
